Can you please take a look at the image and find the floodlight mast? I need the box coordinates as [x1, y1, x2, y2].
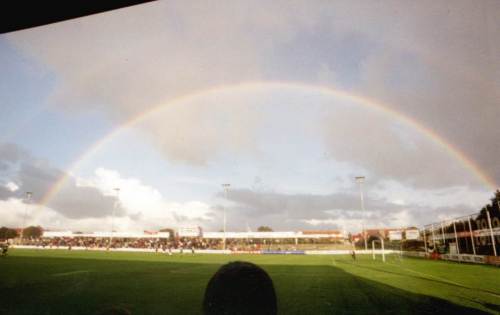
[110, 188, 120, 247]
[21, 191, 33, 240]
[222, 184, 230, 250]
[355, 176, 368, 251]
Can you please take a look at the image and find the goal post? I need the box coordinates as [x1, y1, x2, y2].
[371, 236, 386, 262]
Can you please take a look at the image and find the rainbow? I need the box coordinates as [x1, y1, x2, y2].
[40, 81, 497, 206]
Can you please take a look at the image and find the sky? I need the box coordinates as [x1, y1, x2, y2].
[1, 0, 499, 233]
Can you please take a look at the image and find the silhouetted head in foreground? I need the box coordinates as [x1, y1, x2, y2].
[203, 261, 277, 315]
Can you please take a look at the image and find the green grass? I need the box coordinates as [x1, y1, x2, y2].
[1, 249, 499, 314]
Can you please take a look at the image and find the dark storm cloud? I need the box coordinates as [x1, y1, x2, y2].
[337, 2, 500, 187]
[356, 51, 500, 188]
[211, 188, 405, 229]
[221, 188, 404, 215]
[209, 187, 486, 231]
[47, 184, 122, 219]
[0, 185, 11, 199]
[5, 1, 499, 189]
[321, 108, 481, 189]
[0, 142, 124, 219]
[0, 142, 26, 162]
[0, 161, 9, 171]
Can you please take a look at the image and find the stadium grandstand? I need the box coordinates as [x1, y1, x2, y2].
[12, 228, 351, 252]
[4, 200, 499, 265]
[4, 197, 499, 266]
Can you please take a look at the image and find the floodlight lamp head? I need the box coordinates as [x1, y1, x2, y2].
[355, 176, 365, 183]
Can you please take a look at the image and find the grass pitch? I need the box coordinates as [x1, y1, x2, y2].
[0, 249, 499, 314]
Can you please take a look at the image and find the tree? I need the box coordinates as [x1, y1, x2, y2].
[0, 227, 18, 239]
[257, 226, 273, 232]
[479, 190, 500, 220]
[491, 189, 500, 210]
[22, 226, 43, 239]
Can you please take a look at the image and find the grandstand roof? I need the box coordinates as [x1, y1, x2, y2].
[43, 231, 170, 238]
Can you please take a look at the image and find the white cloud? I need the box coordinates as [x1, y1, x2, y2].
[76, 168, 214, 229]
[5, 182, 18, 192]
[0, 166, 215, 232]
[390, 199, 406, 206]
[386, 209, 413, 228]
[0, 198, 37, 228]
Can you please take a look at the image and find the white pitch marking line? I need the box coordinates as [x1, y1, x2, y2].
[52, 270, 89, 277]
[386, 262, 500, 298]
